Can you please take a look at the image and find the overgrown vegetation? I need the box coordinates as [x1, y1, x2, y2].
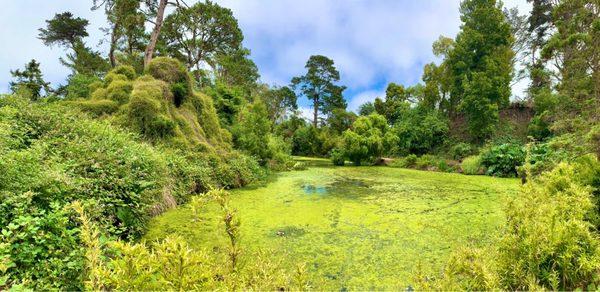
[2, 0, 599, 289]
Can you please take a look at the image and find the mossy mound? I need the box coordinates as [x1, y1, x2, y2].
[73, 58, 230, 153]
[146, 57, 193, 107]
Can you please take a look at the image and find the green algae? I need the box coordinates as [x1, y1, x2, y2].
[145, 158, 519, 290]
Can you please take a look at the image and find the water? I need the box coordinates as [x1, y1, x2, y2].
[145, 159, 519, 289]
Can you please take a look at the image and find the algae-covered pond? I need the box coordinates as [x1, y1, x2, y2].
[145, 158, 520, 289]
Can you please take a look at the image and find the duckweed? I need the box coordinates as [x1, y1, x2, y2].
[145, 158, 519, 290]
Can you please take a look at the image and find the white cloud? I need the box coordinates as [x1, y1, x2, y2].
[348, 89, 386, 113]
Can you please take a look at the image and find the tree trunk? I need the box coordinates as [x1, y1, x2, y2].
[109, 22, 120, 68]
[144, 0, 168, 68]
[312, 100, 318, 128]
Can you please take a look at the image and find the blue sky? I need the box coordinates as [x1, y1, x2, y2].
[0, 0, 530, 115]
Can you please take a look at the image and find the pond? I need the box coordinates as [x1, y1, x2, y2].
[144, 158, 519, 290]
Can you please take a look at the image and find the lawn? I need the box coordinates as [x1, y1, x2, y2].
[145, 158, 520, 289]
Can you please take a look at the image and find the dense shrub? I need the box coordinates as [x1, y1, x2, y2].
[106, 80, 133, 104]
[341, 114, 388, 165]
[450, 142, 473, 160]
[415, 163, 600, 290]
[110, 65, 136, 81]
[330, 148, 345, 166]
[461, 155, 483, 175]
[65, 74, 101, 100]
[389, 110, 448, 155]
[146, 57, 192, 105]
[73, 99, 119, 117]
[480, 143, 525, 177]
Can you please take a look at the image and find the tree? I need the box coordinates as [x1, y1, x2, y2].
[93, 0, 147, 68]
[263, 86, 297, 125]
[38, 12, 89, 49]
[358, 102, 376, 116]
[447, 0, 514, 141]
[291, 55, 347, 127]
[215, 48, 259, 90]
[232, 100, 273, 164]
[341, 114, 389, 165]
[60, 42, 111, 76]
[143, 0, 172, 68]
[9, 59, 51, 100]
[160, 0, 242, 79]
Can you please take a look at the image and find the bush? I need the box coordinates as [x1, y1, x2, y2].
[106, 80, 133, 104]
[110, 65, 136, 81]
[73, 99, 119, 117]
[146, 57, 192, 105]
[480, 143, 525, 177]
[104, 72, 128, 85]
[497, 163, 600, 290]
[415, 163, 600, 290]
[330, 148, 345, 166]
[461, 155, 483, 175]
[65, 74, 101, 100]
[450, 142, 473, 160]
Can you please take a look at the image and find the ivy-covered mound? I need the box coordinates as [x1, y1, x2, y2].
[0, 58, 264, 290]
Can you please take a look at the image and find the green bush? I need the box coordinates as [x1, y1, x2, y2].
[341, 114, 387, 165]
[110, 65, 136, 81]
[106, 80, 133, 104]
[461, 155, 483, 175]
[146, 57, 192, 105]
[73, 99, 119, 117]
[330, 148, 345, 166]
[480, 143, 525, 177]
[450, 142, 473, 160]
[497, 163, 600, 290]
[65, 74, 101, 100]
[90, 87, 108, 100]
[104, 72, 128, 85]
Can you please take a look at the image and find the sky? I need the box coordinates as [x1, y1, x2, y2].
[0, 0, 531, 115]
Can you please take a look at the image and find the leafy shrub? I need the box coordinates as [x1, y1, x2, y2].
[341, 114, 387, 165]
[73, 99, 119, 117]
[146, 57, 192, 104]
[65, 74, 101, 100]
[587, 125, 600, 157]
[415, 163, 600, 290]
[104, 72, 128, 85]
[330, 148, 345, 166]
[497, 163, 600, 290]
[110, 65, 136, 81]
[106, 80, 133, 104]
[90, 87, 108, 100]
[461, 155, 483, 175]
[389, 109, 448, 155]
[480, 143, 525, 177]
[450, 142, 473, 160]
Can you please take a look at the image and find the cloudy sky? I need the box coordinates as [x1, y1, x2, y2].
[0, 0, 530, 114]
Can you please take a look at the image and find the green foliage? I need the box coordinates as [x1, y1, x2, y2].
[146, 57, 192, 105]
[480, 143, 525, 177]
[388, 109, 449, 155]
[330, 148, 345, 166]
[106, 80, 133, 104]
[291, 55, 347, 127]
[341, 114, 388, 165]
[448, 0, 513, 140]
[73, 99, 119, 117]
[9, 59, 51, 100]
[232, 101, 272, 163]
[461, 155, 483, 175]
[65, 74, 100, 99]
[38, 12, 89, 48]
[450, 142, 473, 160]
[110, 65, 136, 80]
[497, 163, 600, 290]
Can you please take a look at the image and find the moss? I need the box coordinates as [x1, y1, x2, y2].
[73, 99, 119, 117]
[109, 65, 137, 80]
[90, 87, 108, 100]
[146, 57, 193, 105]
[104, 72, 128, 85]
[106, 80, 133, 104]
[146, 159, 519, 289]
[88, 81, 104, 93]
